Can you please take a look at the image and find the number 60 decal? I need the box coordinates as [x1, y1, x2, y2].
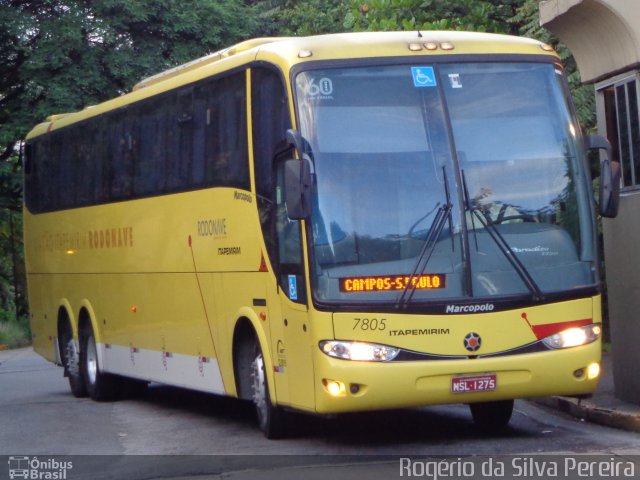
[307, 78, 333, 96]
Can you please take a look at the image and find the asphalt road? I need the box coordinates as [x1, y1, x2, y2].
[1, 348, 639, 479]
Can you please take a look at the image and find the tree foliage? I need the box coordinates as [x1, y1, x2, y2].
[253, 0, 349, 36]
[345, 0, 523, 33]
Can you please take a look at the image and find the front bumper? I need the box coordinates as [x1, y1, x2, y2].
[312, 339, 601, 414]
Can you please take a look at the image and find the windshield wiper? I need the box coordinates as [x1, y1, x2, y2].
[396, 167, 452, 309]
[461, 170, 543, 301]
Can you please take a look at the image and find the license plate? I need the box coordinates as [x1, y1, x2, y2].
[451, 374, 497, 394]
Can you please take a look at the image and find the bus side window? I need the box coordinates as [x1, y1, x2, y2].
[170, 87, 194, 191]
[72, 122, 105, 208]
[110, 113, 138, 201]
[191, 87, 207, 187]
[204, 72, 249, 191]
[137, 101, 168, 196]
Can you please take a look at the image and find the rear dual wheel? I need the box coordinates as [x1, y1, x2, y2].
[62, 335, 87, 398]
[80, 323, 121, 401]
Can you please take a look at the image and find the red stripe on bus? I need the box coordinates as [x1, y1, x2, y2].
[530, 318, 593, 340]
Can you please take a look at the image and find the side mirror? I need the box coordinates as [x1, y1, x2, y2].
[283, 129, 313, 220]
[284, 158, 312, 220]
[585, 134, 620, 218]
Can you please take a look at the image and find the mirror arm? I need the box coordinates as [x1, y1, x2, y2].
[286, 129, 305, 158]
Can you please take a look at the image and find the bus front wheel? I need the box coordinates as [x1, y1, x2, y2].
[251, 345, 288, 439]
[80, 324, 120, 401]
[469, 399, 514, 430]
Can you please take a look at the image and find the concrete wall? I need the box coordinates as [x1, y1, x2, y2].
[602, 197, 640, 402]
[540, 0, 640, 83]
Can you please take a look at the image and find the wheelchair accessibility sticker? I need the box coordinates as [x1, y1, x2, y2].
[288, 274, 298, 301]
[411, 67, 437, 87]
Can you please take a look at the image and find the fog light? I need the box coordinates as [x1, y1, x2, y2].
[573, 368, 585, 378]
[323, 379, 346, 397]
[587, 362, 600, 380]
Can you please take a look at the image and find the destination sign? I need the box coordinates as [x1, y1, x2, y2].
[339, 274, 446, 293]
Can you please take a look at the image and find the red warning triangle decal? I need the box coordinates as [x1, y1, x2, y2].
[259, 251, 268, 272]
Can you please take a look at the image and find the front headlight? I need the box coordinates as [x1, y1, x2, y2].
[319, 340, 400, 362]
[542, 323, 602, 349]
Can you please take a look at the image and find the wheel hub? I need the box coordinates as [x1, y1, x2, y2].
[251, 353, 267, 424]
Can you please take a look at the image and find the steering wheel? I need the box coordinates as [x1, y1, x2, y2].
[494, 204, 535, 224]
[408, 204, 440, 239]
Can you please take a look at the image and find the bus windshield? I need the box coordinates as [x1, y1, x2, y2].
[295, 62, 596, 306]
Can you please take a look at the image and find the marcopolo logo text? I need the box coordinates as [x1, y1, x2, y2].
[445, 303, 495, 314]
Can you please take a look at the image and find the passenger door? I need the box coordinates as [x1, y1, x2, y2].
[273, 160, 315, 410]
[251, 66, 315, 411]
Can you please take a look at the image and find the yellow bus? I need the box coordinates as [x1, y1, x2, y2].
[23, 32, 620, 438]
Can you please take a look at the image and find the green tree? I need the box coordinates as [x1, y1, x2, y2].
[253, 0, 349, 36]
[0, 158, 24, 320]
[345, 0, 523, 33]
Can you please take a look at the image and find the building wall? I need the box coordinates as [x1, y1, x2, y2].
[540, 0, 640, 83]
[602, 199, 640, 402]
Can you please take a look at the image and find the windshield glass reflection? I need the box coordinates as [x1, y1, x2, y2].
[294, 63, 595, 306]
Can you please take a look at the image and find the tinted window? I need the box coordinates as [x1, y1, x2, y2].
[25, 70, 250, 213]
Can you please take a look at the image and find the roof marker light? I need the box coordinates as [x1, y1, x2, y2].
[408, 43, 423, 52]
[540, 43, 555, 52]
[298, 49, 313, 58]
[440, 42, 455, 51]
[424, 42, 438, 51]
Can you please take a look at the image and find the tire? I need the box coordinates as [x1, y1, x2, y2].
[62, 335, 88, 398]
[251, 343, 289, 439]
[469, 400, 514, 431]
[80, 323, 121, 401]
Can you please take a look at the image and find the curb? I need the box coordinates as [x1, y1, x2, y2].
[533, 396, 640, 433]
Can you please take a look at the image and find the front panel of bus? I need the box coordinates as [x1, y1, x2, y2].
[291, 58, 602, 412]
